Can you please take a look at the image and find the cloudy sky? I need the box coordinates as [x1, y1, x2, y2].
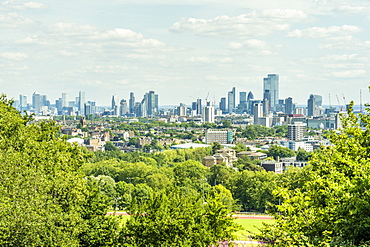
[1, 0, 369, 107]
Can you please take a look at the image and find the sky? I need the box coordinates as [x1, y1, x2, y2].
[1, 0, 369, 107]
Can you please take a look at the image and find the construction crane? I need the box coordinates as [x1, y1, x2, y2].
[336, 94, 342, 112]
[342, 93, 347, 110]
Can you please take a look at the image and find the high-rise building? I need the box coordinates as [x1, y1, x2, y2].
[227, 87, 236, 113]
[312, 94, 322, 107]
[129, 92, 135, 114]
[111, 95, 119, 110]
[263, 74, 279, 111]
[288, 122, 306, 141]
[203, 101, 214, 123]
[239, 92, 246, 104]
[307, 94, 316, 117]
[61, 93, 68, 108]
[247, 91, 254, 114]
[19, 95, 27, 112]
[197, 98, 202, 115]
[147, 91, 158, 116]
[263, 90, 271, 114]
[120, 99, 128, 116]
[253, 103, 263, 125]
[177, 103, 186, 116]
[32, 92, 42, 113]
[79, 91, 85, 115]
[285, 97, 293, 114]
[219, 97, 227, 114]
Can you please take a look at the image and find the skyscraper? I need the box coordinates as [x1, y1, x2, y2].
[32, 92, 42, 113]
[263, 74, 279, 111]
[203, 101, 215, 123]
[62, 93, 68, 108]
[307, 94, 316, 117]
[196, 98, 202, 115]
[111, 95, 119, 110]
[147, 91, 158, 116]
[19, 95, 27, 112]
[219, 97, 227, 114]
[253, 103, 263, 125]
[285, 97, 293, 114]
[120, 99, 128, 116]
[247, 91, 254, 114]
[79, 91, 85, 115]
[227, 87, 236, 113]
[129, 92, 135, 114]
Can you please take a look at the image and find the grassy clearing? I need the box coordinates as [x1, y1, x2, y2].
[234, 218, 274, 241]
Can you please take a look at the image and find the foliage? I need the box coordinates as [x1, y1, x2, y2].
[267, 145, 295, 160]
[296, 148, 311, 161]
[227, 170, 279, 212]
[120, 188, 240, 246]
[256, 101, 370, 246]
[0, 95, 120, 246]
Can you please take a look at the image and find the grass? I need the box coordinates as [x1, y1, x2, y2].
[234, 218, 274, 241]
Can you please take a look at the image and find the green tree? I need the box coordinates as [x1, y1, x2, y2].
[0, 95, 120, 246]
[227, 170, 278, 212]
[267, 145, 295, 160]
[120, 188, 240, 246]
[257, 101, 370, 246]
[104, 141, 119, 151]
[296, 148, 311, 161]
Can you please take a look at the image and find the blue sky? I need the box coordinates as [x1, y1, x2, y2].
[0, 0, 369, 106]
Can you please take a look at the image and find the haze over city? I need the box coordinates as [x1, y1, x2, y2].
[1, 0, 369, 105]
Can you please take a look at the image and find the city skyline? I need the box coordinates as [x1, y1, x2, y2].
[1, 0, 369, 105]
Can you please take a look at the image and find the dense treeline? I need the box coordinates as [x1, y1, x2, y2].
[0, 96, 240, 246]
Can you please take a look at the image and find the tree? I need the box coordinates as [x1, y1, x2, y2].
[257, 101, 370, 246]
[120, 188, 240, 246]
[227, 170, 278, 212]
[267, 145, 295, 160]
[0, 95, 120, 246]
[296, 148, 310, 161]
[211, 142, 222, 154]
[105, 141, 119, 151]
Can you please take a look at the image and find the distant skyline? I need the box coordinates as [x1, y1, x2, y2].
[1, 0, 369, 106]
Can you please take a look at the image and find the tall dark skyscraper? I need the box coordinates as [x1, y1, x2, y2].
[239, 92, 246, 104]
[285, 97, 293, 114]
[307, 94, 316, 117]
[219, 97, 227, 114]
[263, 74, 279, 111]
[247, 91, 254, 114]
[147, 91, 158, 116]
[129, 92, 135, 114]
[227, 87, 236, 113]
[196, 98, 202, 115]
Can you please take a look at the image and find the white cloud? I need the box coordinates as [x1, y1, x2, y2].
[186, 56, 234, 63]
[331, 69, 366, 78]
[0, 12, 35, 27]
[1, 1, 47, 9]
[229, 39, 268, 50]
[287, 25, 361, 38]
[170, 9, 308, 38]
[0, 52, 28, 60]
[320, 54, 359, 61]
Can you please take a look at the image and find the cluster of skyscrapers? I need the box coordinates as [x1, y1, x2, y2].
[13, 73, 333, 123]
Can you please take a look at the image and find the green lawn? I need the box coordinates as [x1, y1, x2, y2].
[234, 218, 273, 241]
